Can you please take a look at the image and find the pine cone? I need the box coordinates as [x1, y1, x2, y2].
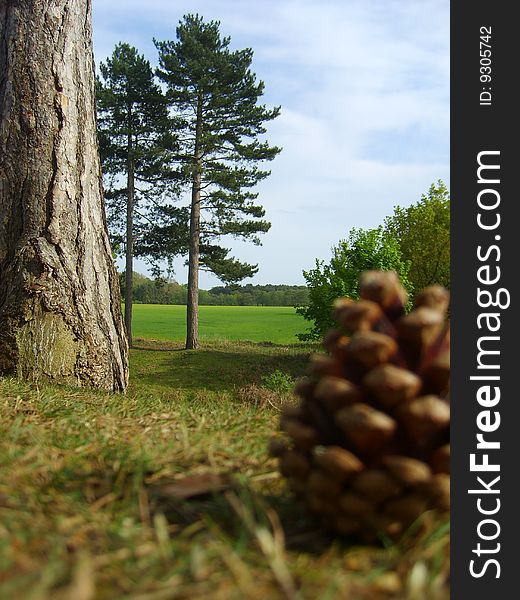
[270, 271, 450, 542]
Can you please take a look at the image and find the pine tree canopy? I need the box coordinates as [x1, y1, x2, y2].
[145, 13, 282, 284]
[96, 42, 178, 250]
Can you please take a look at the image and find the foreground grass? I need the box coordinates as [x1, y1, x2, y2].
[131, 305, 307, 344]
[0, 341, 449, 599]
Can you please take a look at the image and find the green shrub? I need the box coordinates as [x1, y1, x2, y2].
[260, 370, 294, 394]
[296, 227, 413, 341]
[384, 180, 450, 290]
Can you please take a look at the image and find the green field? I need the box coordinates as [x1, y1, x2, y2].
[132, 304, 307, 344]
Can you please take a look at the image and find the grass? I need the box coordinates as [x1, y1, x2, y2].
[131, 305, 307, 344]
[1, 338, 449, 599]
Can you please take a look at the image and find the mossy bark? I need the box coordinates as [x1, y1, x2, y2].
[0, 0, 128, 391]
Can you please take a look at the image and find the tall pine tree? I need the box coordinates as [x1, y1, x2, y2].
[152, 14, 281, 349]
[96, 43, 176, 347]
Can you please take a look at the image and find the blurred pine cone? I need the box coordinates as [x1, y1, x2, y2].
[270, 271, 450, 542]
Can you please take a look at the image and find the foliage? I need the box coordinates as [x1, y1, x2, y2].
[204, 283, 309, 307]
[96, 43, 176, 252]
[296, 227, 413, 341]
[120, 272, 185, 304]
[150, 14, 281, 274]
[384, 180, 450, 291]
[120, 272, 309, 307]
[261, 369, 294, 394]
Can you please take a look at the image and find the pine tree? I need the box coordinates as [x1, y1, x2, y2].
[96, 43, 176, 347]
[152, 14, 281, 349]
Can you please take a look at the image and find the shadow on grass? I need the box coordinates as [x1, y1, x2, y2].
[150, 478, 450, 559]
[151, 483, 336, 556]
[130, 340, 316, 392]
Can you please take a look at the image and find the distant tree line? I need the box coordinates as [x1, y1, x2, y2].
[121, 272, 308, 307]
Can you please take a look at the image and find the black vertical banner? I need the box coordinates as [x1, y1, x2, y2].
[452, 2, 519, 597]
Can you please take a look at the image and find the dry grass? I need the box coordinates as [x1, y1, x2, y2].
[0, 340, 449, 599]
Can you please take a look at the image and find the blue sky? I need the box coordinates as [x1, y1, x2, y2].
[92, 0, 449, 287]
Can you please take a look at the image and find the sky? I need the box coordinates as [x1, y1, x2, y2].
[92, 0, 449, 288]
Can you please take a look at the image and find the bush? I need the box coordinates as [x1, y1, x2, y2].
[296, 227, 413, 341]
[260, 370, 294, 394]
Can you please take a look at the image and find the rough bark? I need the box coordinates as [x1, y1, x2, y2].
[0, 0, 129, 391]
[186, 95, 203, 350]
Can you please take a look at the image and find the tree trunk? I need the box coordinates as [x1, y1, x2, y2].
[186, 95, 203, 350]
[125, 124, 134, 347]
[0, 0, 129, 391]
[186, 170, 201, 350]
